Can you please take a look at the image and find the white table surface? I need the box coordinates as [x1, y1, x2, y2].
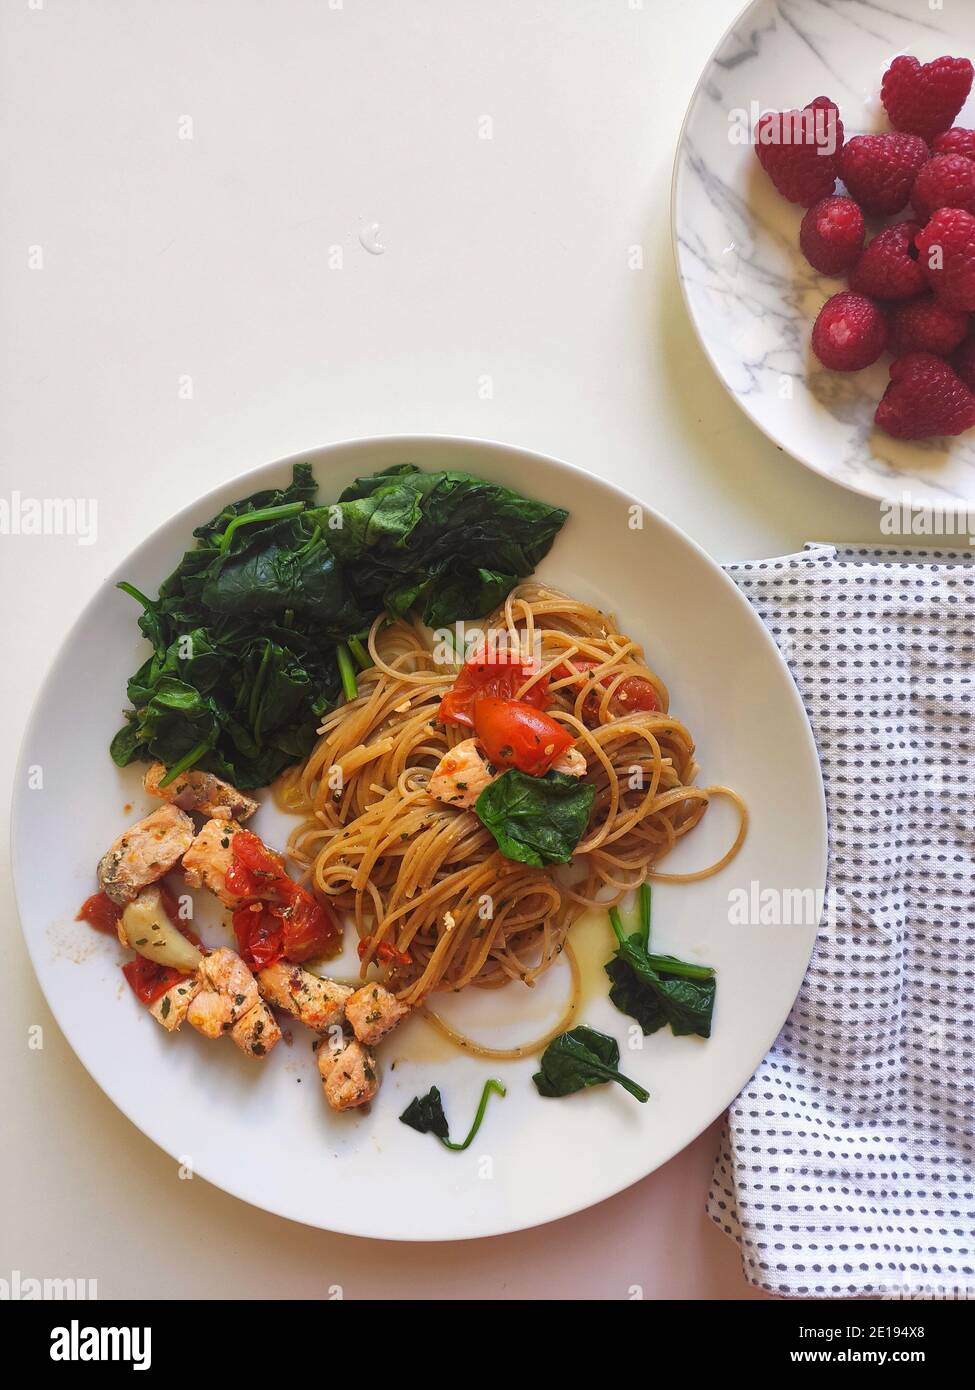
[0, 0, 889, 1300]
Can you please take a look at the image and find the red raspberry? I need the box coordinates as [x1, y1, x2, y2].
[875, 352, 975, 438]
[838, 133, 929, 216]
[887, 295, 969, 357]
[911, 153, 975, 220]
[799, 196, 865, 274]
[915, 207, 975, 311]
[849, 221, 926, 300]
[755, 96, 844, 206]
[952, 332, 975, 393]
[932, 127, 975, 161]
[811, 291, 888, 371]
[881, 55, 974, 142]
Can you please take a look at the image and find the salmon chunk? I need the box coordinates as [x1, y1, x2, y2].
[317, 1036, 378, 1110]
[182, 819, 241, 906]
[98, 805, 195, 906]
[427, 738, 498, 809]
[148, 974, 202, 1033]
[187, 947, 259, 1038]
[186, 948, 280, 1059]
[345, 983, 411, 1047]
[230, 998, 282, 1058]
[257, 960, 351, 1033]
[143, 762, 258, 822]
[550, 746, 586, 777]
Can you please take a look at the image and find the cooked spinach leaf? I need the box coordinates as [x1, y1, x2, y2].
[474, 769, 595, 867]
[605, 884, 716, 1039]
[111, 463, 567, 787]
[399, 1079, 506, 1150]
[325, 466, 568, 629]
[399, 1086, 451, 1140]
[532, 1025, 649, 1103]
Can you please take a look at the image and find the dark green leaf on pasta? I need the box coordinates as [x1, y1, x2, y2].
[474, 769, 595, 867]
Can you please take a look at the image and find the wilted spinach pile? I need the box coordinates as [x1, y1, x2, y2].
[111, 462, 568, 788]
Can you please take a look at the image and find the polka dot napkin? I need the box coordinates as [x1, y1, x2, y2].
[708, 544, 975, 1299]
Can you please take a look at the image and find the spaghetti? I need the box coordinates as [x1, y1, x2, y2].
[275, 583, 747, 1020]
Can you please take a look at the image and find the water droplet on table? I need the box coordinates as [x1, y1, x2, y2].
[358, 222, 385, 255]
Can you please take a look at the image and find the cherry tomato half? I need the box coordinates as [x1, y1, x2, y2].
[77, 891, 122, 934]
[233, 903, 285, 971]
[554, 661, 659, 723]
[614, 675, 660, 712]
[231, 872, 339, 969]
[225, 859, 259, 899]
[230, 830, 290, 896]
[121, 955, 189, 1005]
[473, 697, 574, 776]
[278, 889, 341, 964]
[227, 829, 340, 967]
[358, 937, 412, 967]
[439, 650, 549, 728]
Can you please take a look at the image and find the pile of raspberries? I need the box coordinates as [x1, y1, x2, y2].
[755, 55, 975, 440]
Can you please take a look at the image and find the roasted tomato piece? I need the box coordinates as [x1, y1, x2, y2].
[121, 955, 189, 1005]
[233, 903, 285, 971]
[358, 937, 412, 967]
[439, 650, 548, 728]
[229, 830, 338, 964]
[472, 697, 574, 776]
[77, 891, 122, 934]
[555, 661, 659, 721]
[614, 675, 660, 711]
[278, 888, 341, 963]
[231, 830, 289, 893]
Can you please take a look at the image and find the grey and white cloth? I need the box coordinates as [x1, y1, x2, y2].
[709, 544, 975, 1299]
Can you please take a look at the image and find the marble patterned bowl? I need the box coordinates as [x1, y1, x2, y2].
[673, 0, 975, 510]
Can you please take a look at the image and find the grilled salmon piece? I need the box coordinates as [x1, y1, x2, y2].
[257, 960, 351, 1033]
[148, 974, 202, 1032]
[550, 746, 586, 777]
[345, 983, 411, 1047]
[427, 738, 497, 809]
[230, 998, 281, 1058]
[187, 947, 260, 1035]
[186, 948, 280, 1059]
[97, 806, 195, 907]
[317, 1036, 378, 1110]
[143, 762, 258, 822]
[182, 819, 242, 907]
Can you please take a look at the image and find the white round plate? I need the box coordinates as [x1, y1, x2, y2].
[674, 0, 975, 509]
[12, 436, 826, 1240]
